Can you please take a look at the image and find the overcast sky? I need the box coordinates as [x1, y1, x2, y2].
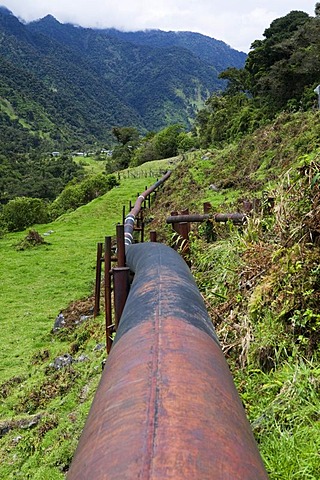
[1, 0, 317, 52]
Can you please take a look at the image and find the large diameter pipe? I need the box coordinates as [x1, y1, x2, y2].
[67, 243, 268, 480]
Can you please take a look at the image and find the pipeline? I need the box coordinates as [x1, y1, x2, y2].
[124, 170, 171, 246]
[67, 243, 269, 480]
[166, 212, 247, 224]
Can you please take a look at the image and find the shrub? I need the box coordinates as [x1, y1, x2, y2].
[2, 197, 49, 232]
[50, 174, 119, 218]
[15, 230, 46, 251]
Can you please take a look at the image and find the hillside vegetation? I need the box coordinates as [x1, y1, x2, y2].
[0, 6, 245, 154]
[1, 4, 320, 480]
[149, 110, 320, 478]
[0, 161, 174, 479]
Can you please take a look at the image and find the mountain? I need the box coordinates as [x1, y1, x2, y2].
[100, 29, 246, 72]
[0, 8, 246, 151]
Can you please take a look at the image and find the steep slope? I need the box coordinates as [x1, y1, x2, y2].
[101, 28, 247, 71]
[0, 10, 144, 150]
[0, 8, 246, 151]
[147, 110, 320, 478]
[28, 16, 227, 130]
[0, 112, 319, 478]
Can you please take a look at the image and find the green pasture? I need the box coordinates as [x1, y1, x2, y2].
[0, 174, 165, 384]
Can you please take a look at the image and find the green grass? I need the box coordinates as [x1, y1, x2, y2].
[73, 156, 107, 174]
[0, 175, 162, 383]
[1, 120, 320, 479]
[236, 359, 320, 479]
[74, 155, 175, 176]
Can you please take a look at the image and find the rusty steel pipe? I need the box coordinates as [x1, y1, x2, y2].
[68, 243, 268, 480]
[167, 213, 210, 223]
[214, 212, 247, 223]
[104, 236, 113, 354]
[166, 212, 247, 224]
[113, 266, 130, 330]
[150, 230, 157, 242]
[93, 242, 103, 318]
[124, 171, 171, 246]
[116, 224, 126, 267]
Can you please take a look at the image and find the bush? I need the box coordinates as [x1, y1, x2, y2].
[50, 174, 119, 218]
[2, 197, 49, 232]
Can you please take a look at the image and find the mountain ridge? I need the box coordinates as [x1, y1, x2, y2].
[0, 9, 246, 150]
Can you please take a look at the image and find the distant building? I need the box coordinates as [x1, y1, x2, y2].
[51, 151, 60, 157]
[100, 149, 113, 156]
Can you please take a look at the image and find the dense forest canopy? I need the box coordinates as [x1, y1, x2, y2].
[197, 6, 320, 147]
[0, 7, 246, 152]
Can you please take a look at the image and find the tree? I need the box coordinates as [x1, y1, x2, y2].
[177, 132, 198, 152]
[245, 11, 310, 86]
[50, 173, 119, 218]
[154, 124, 184, 159]
[109, 126, 141, 171]
[131, 140, 159, 166]
[111, 127, 139, 146]
[196, 6, 320, 147]
[218, 67, 250, 95]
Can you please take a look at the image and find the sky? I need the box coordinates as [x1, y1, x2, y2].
[1, 0, 317, 52]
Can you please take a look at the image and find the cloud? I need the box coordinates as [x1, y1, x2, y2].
[2, 0, 317, 52]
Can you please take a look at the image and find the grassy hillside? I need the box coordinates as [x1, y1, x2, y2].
[1, 110, 320, 478]
[0, 162, 171, 383]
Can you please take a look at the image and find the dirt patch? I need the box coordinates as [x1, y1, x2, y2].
[54, 296, 96, 332]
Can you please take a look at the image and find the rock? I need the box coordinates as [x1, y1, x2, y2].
[209, 184, 219, 192]
[78, 315, 92, 323]
[53, 312, 65, 332]
[93, 343, 105, 351]
[50, 353, 74, 370]
[0, 414, 43, 438]
[76, 354, 89, 363]
[12, 436, 22, 444]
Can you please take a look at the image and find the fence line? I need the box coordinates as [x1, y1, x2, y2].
[117, 168, 168, 180]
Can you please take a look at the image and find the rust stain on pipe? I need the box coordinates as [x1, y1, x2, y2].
[214, 212, 247, 224]
[68, 244, 268, 479]
[68, 318, 268, 479]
